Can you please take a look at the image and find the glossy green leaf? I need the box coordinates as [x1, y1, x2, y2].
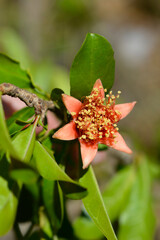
[102, 166, 135, 222]
[42, 180, 64, 232]
[70, 33, 115, 99]
[80, 166, 117, 240]
[0, 177, 18, 236]
[12, 116, 39, 163]
[0, 94, 19, 159]
[33, 141, 87, 199]
[7, 107, 35, 135]
[0, 53, 33, 88]
[118, 156, 156, 240]
[73, 217, 102, 240]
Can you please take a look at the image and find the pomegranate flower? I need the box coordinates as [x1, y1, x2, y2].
[53, 79, 136, 169]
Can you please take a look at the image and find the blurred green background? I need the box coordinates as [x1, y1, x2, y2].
[0, 0, 160, 239]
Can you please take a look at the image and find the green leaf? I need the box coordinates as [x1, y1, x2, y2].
[70, 33, 115, 100]
[12, 116, 39, 163]
[50, 88, 64, 109]
[0, 28, 31, 70]
[59, 181, 87, 200]
[73, 216, 102, 240]
[0, 53, 33, 88]
[42, 180, 64, 232]
[102, 166, 135, 222]
[0, 94, 19, 159]
[16, 183, 39, 223]
[7, 107, 35, 135]
[15, 117, 35, 126]
[0, 154, 10, 179]
[0, 177, 18, 236]
[40, 130, 54, 150]
[98, 143, 108, 151]
[75, 166, 136, 239]
[80, 166, 117, 240]
[39, 207, 53, 238]
[0, 54, 47, 99]
[10, 169, 38, 184]
[7, 107, 34, 127]
[50, 88, 66, 121]
[33, 141, 87, 199]
[118, 156, 156, 240]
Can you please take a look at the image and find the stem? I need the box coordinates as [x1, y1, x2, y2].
[0, 83, 55, 122]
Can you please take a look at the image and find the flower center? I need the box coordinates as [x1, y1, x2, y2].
[74, 87, 121, 144]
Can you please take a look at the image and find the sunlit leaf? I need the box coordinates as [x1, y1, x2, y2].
[12, 116, 39, 163]
[0, 54, 47, 98]
[39, 207, 53, 238]
[0, 177, 18, 236]
[75, 166, 136, 239]
[10, 169, 38, 184]
[80, 166, 117, 240]
[73, 216, 102, 240]
[33, 141, 87, 199]
[6, 107, 35, 135]
[70, 33, 115, 99]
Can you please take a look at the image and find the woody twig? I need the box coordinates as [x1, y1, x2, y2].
[0, 83, 55, 122]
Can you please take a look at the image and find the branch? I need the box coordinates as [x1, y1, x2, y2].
[0, 83, 55, 122]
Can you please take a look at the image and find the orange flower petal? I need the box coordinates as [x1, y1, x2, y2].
[52, 121, 78, 140]
[92, 79, 105, 99]
[114, 101, 136, 120]
[79, 140, 98, 169]
[62, 94, 82, 115]
[108, 132, 132, 154]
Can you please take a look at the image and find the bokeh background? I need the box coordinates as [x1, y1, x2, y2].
[0, 0, 160, 239]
